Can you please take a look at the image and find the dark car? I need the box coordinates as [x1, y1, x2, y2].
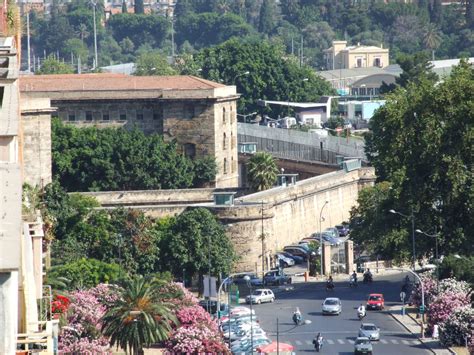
[263, 270, 292, 286]
[232, 273, 263, 287]
[335, 224, 350, 237]
[279, 251, 304, 264]
[283, 246, 309, 261]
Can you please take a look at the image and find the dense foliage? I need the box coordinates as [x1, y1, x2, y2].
[25, 1, 474, 72]
[51, 118, 216, 191]
[351, 62, 473, 260]
[42, 183, 235, 284]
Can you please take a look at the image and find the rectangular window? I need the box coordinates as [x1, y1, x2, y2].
[356, 58, 362, 68]
[120, 113, 127, 121]
[137, 113, 144, 120]
[86, 111, 93, 121]
[102, 113, 109, 121]
[68, 114, 75, 121]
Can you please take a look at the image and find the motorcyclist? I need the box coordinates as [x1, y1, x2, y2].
[326, 275, 334, 289]
[313, 332, 323, 350]
[293, 307, 302, 324]
[352, 271, 358, 283]
[363, 268, 373, 283]
[357, 304, 366, 318]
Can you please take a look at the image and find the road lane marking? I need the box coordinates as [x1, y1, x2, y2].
[402, 340, 411, 344]
[327, 339, 334, 344]
[348, 339, 355, 344]
[295, 340, 302, 345]
[380, 339, 388, 344]
[305, 340, 313, 345]
[390, 339, 399, 344]
[337, 339, 345, 344]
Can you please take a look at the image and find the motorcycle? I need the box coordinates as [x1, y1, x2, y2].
[357, 309, 366, 320]
[313, 336, 323, 352]
[293, 313, 303, 325]
[363, 273, 373, 284]
[349, 276, 358, 288]
[326, 281, 335, 292]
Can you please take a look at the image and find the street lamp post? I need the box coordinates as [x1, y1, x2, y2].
[388, 267, 427, 339]
[319, 200, 329, 276]
[207, 234, 212, 313]
[416, 228, 440, 283]
[233, 71, 250, 84]
[244, 275, 254, 353]
[390, 207, 416, 270]
[91, 0, 98, 69]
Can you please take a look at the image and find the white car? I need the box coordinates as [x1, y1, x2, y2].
[275, 253, 295, 267]
[246, 289, 275, 304]
[322, 297, 342, 315]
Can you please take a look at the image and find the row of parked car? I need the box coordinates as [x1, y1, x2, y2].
[275, 223, 351, 267]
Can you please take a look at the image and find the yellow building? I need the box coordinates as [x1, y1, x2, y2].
[324, 40, 389, 70]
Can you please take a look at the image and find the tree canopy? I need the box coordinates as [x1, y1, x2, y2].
[356, 61, 474, 260]
[246, 151, 279, 191]
[51, 119, 216, 191]
[193, 38, 334, 113]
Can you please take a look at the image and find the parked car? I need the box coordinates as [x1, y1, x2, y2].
[246, 289, 275, 304]
[232, 273, 264, 287]
[275, 253, 295, 268]
[335, 224, 350, 237]
[358, 323, 380, 341]
[279, 251, 304, 264]
[354, 337, 373, 354]
[367, 293, 385, 310]
[311, 232, 340, 246]
[263, 270, 292, 286]
[324, 227, 340, 239]
[322, 297, 342, 315]
[283, 246, 310, 261]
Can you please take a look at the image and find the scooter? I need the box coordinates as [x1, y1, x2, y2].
[349, 276, 358, 288]
[363, 273, 373, 284]
[313, 336, 323, 352]
[358, 309, 366, 320]
[293, 313, 303, 325]
[326, 281, 335, 292]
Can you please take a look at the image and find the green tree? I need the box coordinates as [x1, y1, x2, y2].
[422, 23, 442, 60]
[195, 38, 334, 113]
[258, 0, 275, 34]
[102, 276, 177, 355]
[134, 52, 177, 76]
[365, 61, 474, 258]
[247, 151, 278, 191]
[159, 208, 236, 282]
[46, 258, 121, 290]
[134, 0, 144, 14]
[36, 56, 74, 74]
[64, 38, 89, 61]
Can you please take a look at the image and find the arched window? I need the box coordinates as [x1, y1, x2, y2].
[223, 107, 226, 124]
[231, 156, 234, 173]
[223, 132, 227, 150]
[223, 158, 228, 174]
[230, 105, 233, 123]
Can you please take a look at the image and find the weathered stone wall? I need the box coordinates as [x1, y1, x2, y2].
[87, 167, 375, 274]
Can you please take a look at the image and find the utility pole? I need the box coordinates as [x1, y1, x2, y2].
[261, 201, 265, 276]
[171, 16, 175, 61]
[91, 0, 98, 70]
[26, 0, 31, 72]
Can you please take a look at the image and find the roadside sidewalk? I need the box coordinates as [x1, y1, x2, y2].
[388, 305, 455, 355]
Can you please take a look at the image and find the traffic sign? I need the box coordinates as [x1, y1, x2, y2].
[419, 305, 425, 314]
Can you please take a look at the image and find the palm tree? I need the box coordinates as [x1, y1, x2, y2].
[76, 23, 90, 44]
[247, 151, 279, 191]
[423, 24, 442, 61]
[102, 276, 177, 355]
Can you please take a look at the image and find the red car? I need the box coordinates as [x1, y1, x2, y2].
[367, 293, 385, 310]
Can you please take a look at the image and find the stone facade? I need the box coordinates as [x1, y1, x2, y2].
[20, 74, 240, 188]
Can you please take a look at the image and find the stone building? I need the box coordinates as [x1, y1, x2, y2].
[19, 73, 240, 188]
[324, 40, 389, 70]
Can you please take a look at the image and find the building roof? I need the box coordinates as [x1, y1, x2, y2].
[343, 45, 388, 53]
[20, 73, 226, 93]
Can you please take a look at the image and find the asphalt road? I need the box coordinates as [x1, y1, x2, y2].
[249, 272, 430, 354]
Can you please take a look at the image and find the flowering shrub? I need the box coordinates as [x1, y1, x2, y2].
[409, 273, 438, 307]
[58, 284, 112, 354]
[156, 282, 199, 310]
[437, 278, 470, 295]
[52, 294, 70, 315]
[165, 324, 229, 354]
[427, 291, 470, 333]
[176, 305, 214, 327]
[439, 306, 473, 347]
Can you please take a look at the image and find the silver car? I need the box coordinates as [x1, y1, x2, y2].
[322, 297, 342, 315]
[246, 289, 275, 304]
[358, 323, 380, 341]
[354, 337, 373, 354]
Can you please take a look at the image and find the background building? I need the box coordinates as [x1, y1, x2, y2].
[324, 40, 390, 71]
[20, 73, 240, 188]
